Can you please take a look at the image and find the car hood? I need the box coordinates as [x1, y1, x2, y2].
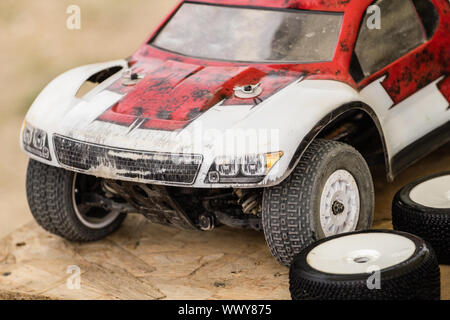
[97, 59, 301, 131]
[23, 57, 364, 187]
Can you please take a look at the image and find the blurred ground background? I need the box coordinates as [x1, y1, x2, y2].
[0, 0, 448, 299]
[0, 0, 178, 238]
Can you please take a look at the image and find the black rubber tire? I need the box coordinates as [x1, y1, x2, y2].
[289, 230, 441, 300]
[392, 172, 450, 264]
[26, 159, 126, 242]
[262, 139, 374, 266]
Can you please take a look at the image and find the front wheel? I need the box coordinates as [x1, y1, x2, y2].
[26, 159, 127, 242]
[262, 139, 374, 266]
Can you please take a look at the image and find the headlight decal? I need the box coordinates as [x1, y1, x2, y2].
[22, 123, 51, 161]
[206, 152, 283, 184]
[215, 156, 240, 177]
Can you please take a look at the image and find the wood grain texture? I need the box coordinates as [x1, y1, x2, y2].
[0, 215, 289, 300]
[0, 216, 448, 300]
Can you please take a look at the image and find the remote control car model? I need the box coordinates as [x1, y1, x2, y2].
[21, 0, 449, 265]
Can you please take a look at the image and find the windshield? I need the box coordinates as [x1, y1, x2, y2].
[151, 3, 344, 63]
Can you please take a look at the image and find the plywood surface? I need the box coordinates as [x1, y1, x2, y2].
[0, 217, 448, 300]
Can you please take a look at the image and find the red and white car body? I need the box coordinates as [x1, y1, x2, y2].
[21, 0, 449, 188]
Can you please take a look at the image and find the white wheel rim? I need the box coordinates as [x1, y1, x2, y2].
[320, 170, 360, 237]
[409, 175, 450, 209]
[72, 174, 121, 229]
[307, 233, 416, 274]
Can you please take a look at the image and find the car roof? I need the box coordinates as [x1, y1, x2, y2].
[192, 0, 356, 12]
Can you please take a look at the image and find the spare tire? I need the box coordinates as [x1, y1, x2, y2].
[392, 172, 450, 264]
[289, 230, 440, 300]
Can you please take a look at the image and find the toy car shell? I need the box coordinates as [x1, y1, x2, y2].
[21, 0, 449, 188]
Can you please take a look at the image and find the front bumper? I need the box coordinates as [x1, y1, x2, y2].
[53, 134, 203, 185]
[21, 127, 288, 188]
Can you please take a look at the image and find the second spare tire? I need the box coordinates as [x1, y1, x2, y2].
[392, 172, 450, 264]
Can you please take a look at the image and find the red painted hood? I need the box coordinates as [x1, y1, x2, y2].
[98, 59, 301, 131]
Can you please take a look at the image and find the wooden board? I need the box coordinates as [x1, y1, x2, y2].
[0, 215, 290, 300]
[0, 217, 448, 300]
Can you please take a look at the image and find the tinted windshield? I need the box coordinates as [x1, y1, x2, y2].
[151, 3, 343, 63]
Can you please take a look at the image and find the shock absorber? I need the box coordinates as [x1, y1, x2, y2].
[234, 189, 262, 215]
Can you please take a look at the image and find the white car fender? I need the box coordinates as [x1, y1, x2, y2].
[227, 79, 382, 186]
[25, 59, 127, 130]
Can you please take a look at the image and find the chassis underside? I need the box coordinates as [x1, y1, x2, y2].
[94, 177, 263, 231]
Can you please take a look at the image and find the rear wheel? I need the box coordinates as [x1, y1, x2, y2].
[262, 139, 374, 266]
[26, 159, 127, 242]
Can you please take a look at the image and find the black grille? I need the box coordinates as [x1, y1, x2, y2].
[53, 135, 202, 185]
